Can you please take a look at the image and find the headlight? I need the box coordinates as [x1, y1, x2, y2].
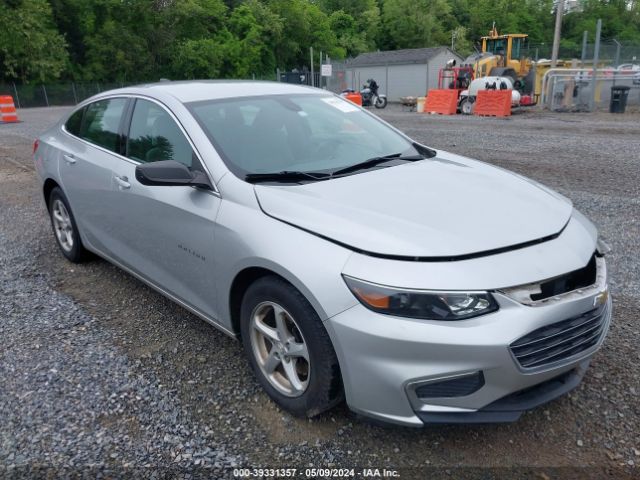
[343, 275, 498, 321]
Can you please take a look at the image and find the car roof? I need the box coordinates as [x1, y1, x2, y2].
[106, 80, 325, 104]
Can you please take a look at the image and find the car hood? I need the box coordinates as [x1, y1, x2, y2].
[254, 151, 573, 258]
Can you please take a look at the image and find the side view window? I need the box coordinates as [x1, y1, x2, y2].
[65, 107, 84, 136]
[79, 98, 127, 153]
[127, 99, 200, 170]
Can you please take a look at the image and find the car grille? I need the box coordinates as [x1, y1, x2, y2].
[510, 305, 607, 369]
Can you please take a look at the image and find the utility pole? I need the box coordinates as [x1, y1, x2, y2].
[551, 0, 566, 67]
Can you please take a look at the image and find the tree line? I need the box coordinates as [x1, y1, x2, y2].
[1, 0, 639, 83]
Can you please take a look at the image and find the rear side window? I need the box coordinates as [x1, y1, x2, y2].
[79, 98, 127, 153]
[127, 99, 201, 170]
[65, 107, 84, 136]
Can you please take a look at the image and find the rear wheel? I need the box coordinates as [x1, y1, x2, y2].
[240, 276, 343, 417]
[48, 187, 89, 263]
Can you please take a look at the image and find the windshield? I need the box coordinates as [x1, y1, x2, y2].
[486, 39, 506, 55]
[188, 94, 414, 178]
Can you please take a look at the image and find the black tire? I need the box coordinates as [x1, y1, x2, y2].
[48, 187, 89, 263]
[460, 97, 474, 115]
[240, 276, 344, 417]
[374, 96, 387, 109]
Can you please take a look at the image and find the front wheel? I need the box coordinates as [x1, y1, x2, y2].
[460, 97, 474, 115]
[240, 276, 343, 417]
[374, 96, 387, 109]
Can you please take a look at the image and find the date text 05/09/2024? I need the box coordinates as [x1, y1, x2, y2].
[233, 468, 401, 478]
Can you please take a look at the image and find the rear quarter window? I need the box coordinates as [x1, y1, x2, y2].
[65, 107, 84, 136]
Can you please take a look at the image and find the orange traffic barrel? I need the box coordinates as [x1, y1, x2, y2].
[0, 95, 19, 123]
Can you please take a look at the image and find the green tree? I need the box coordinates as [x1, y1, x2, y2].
[330, 10, 369, 57]
[0, 0, 68, 82]
[381, 0, 451, 49]
[268, 0, 343, 68]
[451, 26, 473, 56]
[226, 0, 283, 76]
[170, 38, 225, 79]
[564, 0, 640, 45]
[319, 0, 380, 51]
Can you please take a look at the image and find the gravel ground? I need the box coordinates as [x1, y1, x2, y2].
[1, 105, 639, 479]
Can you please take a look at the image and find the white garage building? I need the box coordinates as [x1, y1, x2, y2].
[344, 47, 464, 102]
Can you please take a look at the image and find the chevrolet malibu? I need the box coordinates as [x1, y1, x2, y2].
[34, 81, 611, 426]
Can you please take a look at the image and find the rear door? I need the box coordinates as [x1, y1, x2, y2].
[104, 97, 222, 319]
[57, 97, 129, 253]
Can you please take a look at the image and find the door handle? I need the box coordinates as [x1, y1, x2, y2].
[63, 153, 76, 165]
[114, 175, 131, 190]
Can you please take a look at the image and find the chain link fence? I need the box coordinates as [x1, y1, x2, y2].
[0, 82, 140, 109]
[540, 69, 640, 112]
[526, 41, 640, 65]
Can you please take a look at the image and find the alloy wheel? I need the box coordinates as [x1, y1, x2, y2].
[249, 301, 310, 397]
[51, 199, 74, 252]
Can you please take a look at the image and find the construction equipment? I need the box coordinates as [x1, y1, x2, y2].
[458, 76, 522, 114]
[428, 59, 475, 113]
[479, 25, 532, 78]
[462, 25, 537, 97]
[438, 59, 474, 93]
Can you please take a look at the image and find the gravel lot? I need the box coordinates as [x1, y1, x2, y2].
[1, 106, 638, 479]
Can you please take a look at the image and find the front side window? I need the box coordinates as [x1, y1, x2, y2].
[188, 94, 413, 177]
[127, 99, 199, 170]
[511, 38, 522, 60]
[80, 98, 127, 153]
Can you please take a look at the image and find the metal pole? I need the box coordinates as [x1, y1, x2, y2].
[12, 82, 20, 109]
[613, 39, 621, 68]
[386, 64, 389, 98]
[276, 68, 280, 82]
[320, 51, 323, 89]
[42, 85, 49, 107]
[551, 0, 566, 67]
[580, 31, 588, 68]
[310, 47, 314, 87]
[71, 82, 78, 104]
[590, 19, 602, 112]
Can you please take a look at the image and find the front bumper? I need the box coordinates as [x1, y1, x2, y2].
[325, 290, 612, 427]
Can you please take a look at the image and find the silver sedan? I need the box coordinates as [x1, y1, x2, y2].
[34, 81, 611, 426]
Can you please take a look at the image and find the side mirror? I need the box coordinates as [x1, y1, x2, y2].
[135, 160, 213, 190]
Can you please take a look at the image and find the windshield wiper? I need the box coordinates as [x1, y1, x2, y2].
[331, 152, 425, 176]
[246, 151, 427, 184]
[245, 170, 331, 184]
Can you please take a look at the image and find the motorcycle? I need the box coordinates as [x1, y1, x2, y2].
[360, 79, 387, 109]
